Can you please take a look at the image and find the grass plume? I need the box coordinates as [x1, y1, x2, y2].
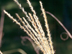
[3, 0, 55, 54]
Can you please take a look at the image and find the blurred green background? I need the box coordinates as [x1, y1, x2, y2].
[0, 0, 72, 54]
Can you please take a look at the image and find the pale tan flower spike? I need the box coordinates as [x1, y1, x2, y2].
[3, 0, 55, 54]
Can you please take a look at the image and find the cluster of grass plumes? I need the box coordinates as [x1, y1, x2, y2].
[4, 0, 55, 54]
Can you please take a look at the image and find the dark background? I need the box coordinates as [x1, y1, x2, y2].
[0, 0, 72, 54]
